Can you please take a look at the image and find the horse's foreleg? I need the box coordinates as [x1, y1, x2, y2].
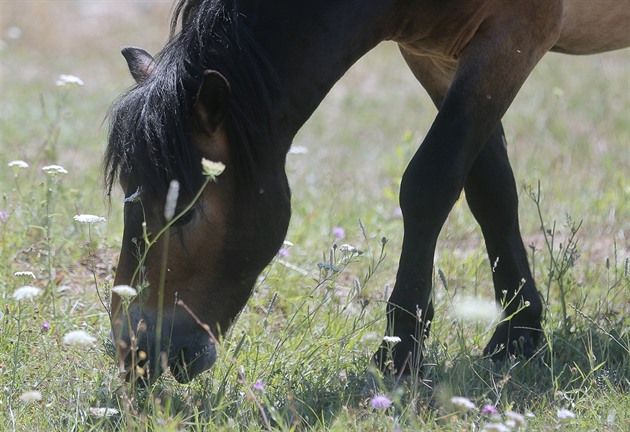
[378, 3, 562, 375]
[464, 125, 544, 359]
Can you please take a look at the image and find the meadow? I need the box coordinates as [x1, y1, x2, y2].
[1, 2, 628, 431]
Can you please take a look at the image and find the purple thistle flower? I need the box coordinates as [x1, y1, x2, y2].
[253, 380, 265, 392]
[0, 210, 8, 223]
[370, 394, 392, 410]
[332, 226, 345, 240]
[277, 247, 290, 258]
[481, 404, 499, 415]
[41, 321, 51, 332]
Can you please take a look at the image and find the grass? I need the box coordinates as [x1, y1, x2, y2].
[1, 2, 628, 431]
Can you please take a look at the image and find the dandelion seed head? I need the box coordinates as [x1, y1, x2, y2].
[73, 214, 106, 224]
[370, 394, 392, 410]
[56, 74, 84, 86]
[453, 297, 502, 323]
[42, 164, 68, 175]
[201, 158, 225, 180]
[8, 160, 28, 169]
[450, 396, 476, 412]
[13, 285, 42, 301]
[19, 390, 42, 403]
[111, 285, 137, 298]
[63, 330, 97, 346]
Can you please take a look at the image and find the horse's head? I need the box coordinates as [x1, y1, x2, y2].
[108, 47, 290, 383]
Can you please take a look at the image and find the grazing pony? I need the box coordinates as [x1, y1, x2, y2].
[105, 0, 629, 383]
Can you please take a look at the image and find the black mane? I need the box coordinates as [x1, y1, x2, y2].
[105, 0, 276, 202]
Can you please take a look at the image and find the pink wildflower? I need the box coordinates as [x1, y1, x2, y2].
[370, 394, 392, 410]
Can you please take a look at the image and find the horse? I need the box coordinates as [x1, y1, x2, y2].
[105, 0, 630, 383]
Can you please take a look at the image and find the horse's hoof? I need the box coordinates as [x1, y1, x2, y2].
[483, 319, 543, 361]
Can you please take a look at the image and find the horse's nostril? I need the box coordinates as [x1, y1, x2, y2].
[170, 344, 217, 384]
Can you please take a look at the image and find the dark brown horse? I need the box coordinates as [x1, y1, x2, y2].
[105, 0, 629, 383]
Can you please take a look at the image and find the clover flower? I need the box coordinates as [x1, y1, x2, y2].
[481, 404, 499, 415]
[56, 74, 84, 86]
[73, 214, 106, 224]
[332, 226, 345, 239]
[13, 286, 42, 301]
[370, 394, 392, 410]
[63, 330, 97, 346]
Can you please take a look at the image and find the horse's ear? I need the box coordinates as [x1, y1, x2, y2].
[194, 70, 231, 133]
[121, 47, 155, 84]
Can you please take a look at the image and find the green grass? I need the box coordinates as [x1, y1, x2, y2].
[1, 3, 628, 431]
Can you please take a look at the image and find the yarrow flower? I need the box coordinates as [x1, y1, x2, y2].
[253, 380, 266, 392]
[481, 404, 499, 415]
[56, 74, 84, 86]
[63, 330, 97, 346]
[13, 285, 42, 301]
[42, 164, 68, 175]
[8, 160, 28, 169]
[370, 394, 392, 410]
[111, 285, 138, 298]
[201, 158, 225, 181]
[383, 335, 402, 344]
[557, 408, 576, 420]
[19, 390, 42, 403]
[14, 271, 36, 279]
[73, 214, 106, 224]
[451, 396, 476, 413]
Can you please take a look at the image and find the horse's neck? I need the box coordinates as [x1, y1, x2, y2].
[249, 1, 401, 144]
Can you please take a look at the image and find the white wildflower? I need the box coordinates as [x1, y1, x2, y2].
[339, 244, 358, 253]
[383, 336, 402, 344]
[42, 164, 68, 175]
[19, 390, 42, 403]
[14, 271, 36, 279]
[557, 408, 576, 420]
[201, 158, 225, 180]
[451, 396, 476, 412]
[111, 285, 137, 298]
[63, 330, 97, 346]
[73, 214, 106, 224]
[163, 180, 180, 221]
[56, 74, 84, 86]
[13, 286, 42, 301]
[89, 407, 120, 417]
[8, 160, 28, 169]
[482, 423, 510, 432]
[453, 296, 502, 323]
[505, 411, 526, 427]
